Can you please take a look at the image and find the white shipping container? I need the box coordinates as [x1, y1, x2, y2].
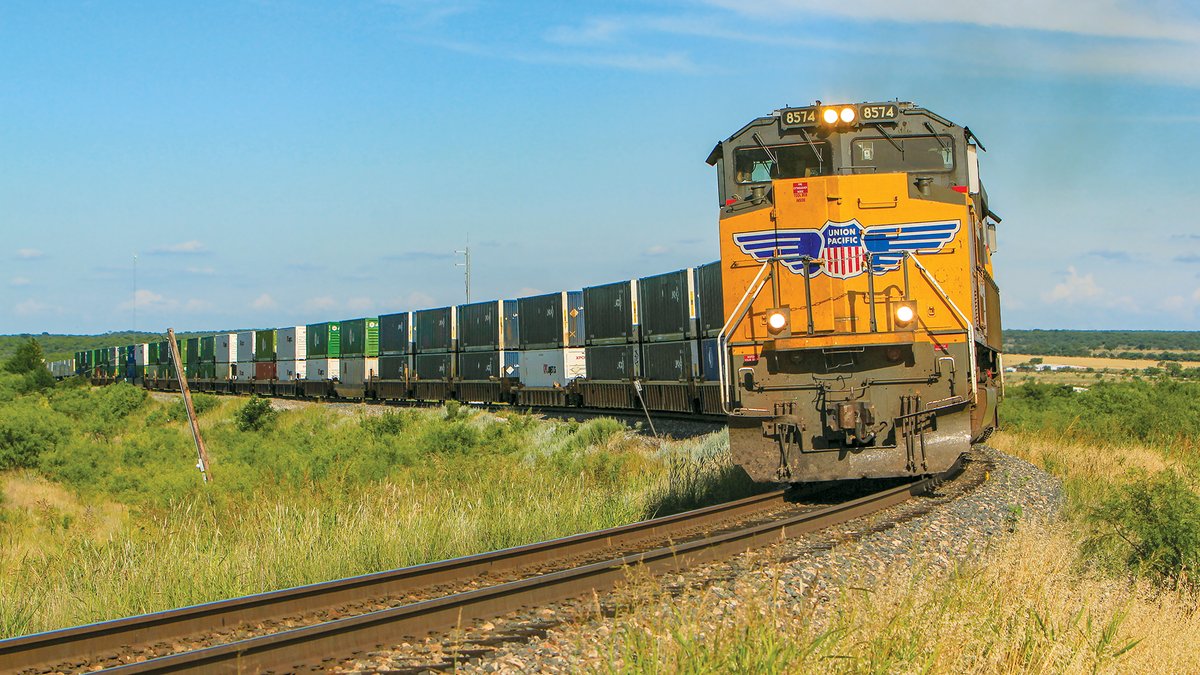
[518, 348, 586, 388]
[236, 331, 256, 363]
[277, 359, 307, 382]
[277, 326, 307, 362]
[133, 344, 149, 366]
[307, 358, 340, 381]
[215, 333, 237, 363]
[235, 361, 255, 381]
[339, 357, 379, 386]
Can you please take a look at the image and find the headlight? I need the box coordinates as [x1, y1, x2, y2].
[894, 302, 917, 328]
[840, 106, 856, 123]
[822, 108, 839, 124]
[765, 307, 791, 336]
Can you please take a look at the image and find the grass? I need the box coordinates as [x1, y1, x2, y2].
[0, 381, 756, 638]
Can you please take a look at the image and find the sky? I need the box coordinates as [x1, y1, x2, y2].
[3, 0, 1200, 334]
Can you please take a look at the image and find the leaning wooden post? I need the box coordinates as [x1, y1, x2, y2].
[167, 328, 213, 483]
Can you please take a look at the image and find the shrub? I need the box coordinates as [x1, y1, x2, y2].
[362, 411, 416, 437]
[163, 393, 219, 422]
[1086, 470, 1200, 586]
[421, 420, 479, 454]
[0, 401, 73, 470]
[234, 396, 276, 432]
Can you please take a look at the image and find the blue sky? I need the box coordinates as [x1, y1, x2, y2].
[3, 0, 1200, 334]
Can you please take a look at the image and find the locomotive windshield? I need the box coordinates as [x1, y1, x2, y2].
[850, 135, 954, 173]
[734, 142, 831, 183]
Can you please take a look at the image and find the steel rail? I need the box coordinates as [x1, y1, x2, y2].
[1, 489, 789, 673]
[94, 465, 958, 673]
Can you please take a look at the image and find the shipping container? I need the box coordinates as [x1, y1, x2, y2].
[518, 348, 586, 388]
[276, 359, 307, 381]
[378, 354, 412, 380]
[413, 307, 456, 353]
[276, 326, 307, 362]
[638, 268, 698, 342]
[307, 358, 340, 381]
[517, 291, 584, 350]
[456, 300, 519, 352]
[254, 329, 277, 362]
[583, 280, 638, 345]
[414, 352, 455, 380]
[338, 356, 378, 386]
[307, 322, 341, 358]
[133, 343, 148, 366]
[235, 361, 255, 381]
[213, 333, 237, 363]
[379, 312, 411, 355]
[698, 338, 724, 382]
[255, 361, 277, 381]
[642, 340, 699, 381]
[695, 261, 725, 338]
[185, 338, 200, 366]
[195, 362, 217, 380]
[584, 344, 641, 381]
[340, 318, 379, 357]
[459, 350, 519, 381]
[199, 336, 216, 363]
[236, 331, 256, 362]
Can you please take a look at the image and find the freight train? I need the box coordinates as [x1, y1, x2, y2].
[47, 100, 1000, 483]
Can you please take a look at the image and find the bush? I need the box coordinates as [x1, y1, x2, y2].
[234, 396, 276, 432]
[362, 411, 416, 437]
[1086, 470, 1200, 586]
[0, 402, 73, 470]
[163, 393, 219, 422]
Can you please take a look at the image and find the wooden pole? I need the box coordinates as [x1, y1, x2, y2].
[167, 328, 212, 483]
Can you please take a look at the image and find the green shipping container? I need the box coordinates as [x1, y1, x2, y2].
[307, 322, 341, 358]
[341, 318, 380, 357]
[196, 362, 217, 379]
[200, 335, 216, 362]
[255, 329, 278, 362]
[185, 338, 200, 366]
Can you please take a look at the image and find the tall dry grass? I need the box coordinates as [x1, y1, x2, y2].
[588, 521, 1200, 673]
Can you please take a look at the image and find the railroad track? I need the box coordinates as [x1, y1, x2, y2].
[3, 462, 962, 674]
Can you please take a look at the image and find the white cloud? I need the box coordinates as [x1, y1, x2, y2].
[1043, 266, 1103, 304]
[403, 291, 436, 308]
[185, 266, 216, 276]
[10, 277, 31, 287]
[14, 299, 56, 316]
[1161, 295, 1189, 312]
[347, 297, 374, 312]
[1193, 287, 1200, 302]
[16, 248, 43, 259]
[308, 296, 338, 311]
[644, 245, 669, 256]
[545, 18, 625, 45]
[251, 293, 278, 310]
[703, 0, 1200, 42]
[118, 289, 212, 313]
[149, 240, 206, 255]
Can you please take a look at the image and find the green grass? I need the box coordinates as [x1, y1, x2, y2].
[0, 379, 753, 638]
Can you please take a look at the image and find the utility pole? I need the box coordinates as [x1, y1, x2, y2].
[455, 236, 471, 303]
[168, 328, 212, 483]
[132, 252, 138, 334]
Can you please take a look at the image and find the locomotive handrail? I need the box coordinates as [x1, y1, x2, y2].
[906, 253, 977, 400]
[717, 259, 774, 415]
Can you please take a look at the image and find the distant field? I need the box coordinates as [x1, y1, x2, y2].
[1003, 329, 1200, 361]
[1005, 353, 1200, 370]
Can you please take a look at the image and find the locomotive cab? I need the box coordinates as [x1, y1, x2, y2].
[710, 101, 1002, 482]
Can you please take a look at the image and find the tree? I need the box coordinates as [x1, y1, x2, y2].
[4, 339, 45, 374]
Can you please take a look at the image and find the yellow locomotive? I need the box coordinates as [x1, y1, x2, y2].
[709, 101, 1001, 482]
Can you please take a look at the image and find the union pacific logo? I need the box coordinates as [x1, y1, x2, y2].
[733, 219, 959, 279]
